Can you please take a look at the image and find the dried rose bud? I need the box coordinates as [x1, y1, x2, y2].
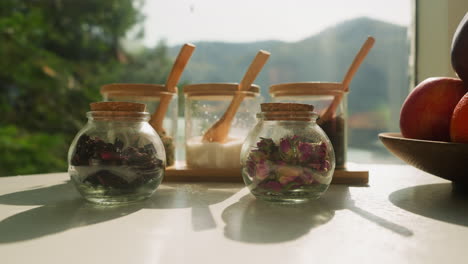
[301, 169, 315, 184]
[256, 137, 276, 154]
[298, 141, 313, 162]
[277, 166, 302, 185]
[254, 160, 271, 181]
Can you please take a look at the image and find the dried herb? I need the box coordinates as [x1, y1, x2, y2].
[71, 134, 164, 189]
[319, 116, 345, 169]
[159, 135, 175, 166]
[245, 136, 332, 193]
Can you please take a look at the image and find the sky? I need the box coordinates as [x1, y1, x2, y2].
[141, 0, 412, 47]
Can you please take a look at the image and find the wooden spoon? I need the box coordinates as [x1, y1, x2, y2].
[150, 43, 196, 135]
[202, 50, 270, 143]
[318, 36, 375, 125]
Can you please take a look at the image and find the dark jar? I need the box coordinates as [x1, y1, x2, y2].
[270, 82, 347, 170]
[240, 103, 335, 203]
[68, 102, 166, 205]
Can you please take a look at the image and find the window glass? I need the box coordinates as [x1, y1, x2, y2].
[0, 0, 410, 176]
[142, 0, 411, 164]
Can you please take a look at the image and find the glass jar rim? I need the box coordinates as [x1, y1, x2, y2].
[183, 83, 260, 97]
[269, 82, 345, 97]
[257, 111, 318, 121]
[100, 83, 177, 98]
[87, 111, 150, 121]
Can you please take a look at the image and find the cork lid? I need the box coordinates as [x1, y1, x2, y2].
[183, 83, 260, 97]
[259, 103, 317, 121]
[100, 83, 175, 98]
[89, 102, 149, 121]
[90, 102, 146, 112]
[269, 82, 344, 97]
[261, 103, 314, 112]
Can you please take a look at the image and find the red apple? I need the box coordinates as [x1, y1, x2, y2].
[451, 92, 468, 143]
[400, 77, 467, 141]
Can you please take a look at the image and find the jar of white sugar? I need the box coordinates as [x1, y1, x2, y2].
[183, 83, 261, 168]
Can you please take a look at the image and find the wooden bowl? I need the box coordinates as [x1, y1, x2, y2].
[379, 132, 468, 186]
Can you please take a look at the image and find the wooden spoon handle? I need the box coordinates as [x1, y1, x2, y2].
[319, 36, 375, 125]
[165, 43, 196, 93]
[239, 50, 270, 91]
[342, 36, 375, 91]
[202, 50, 270, 142]
[150, 43, 195, 134]
[149, 94, 173, 134]
[317, 93, 343, 126]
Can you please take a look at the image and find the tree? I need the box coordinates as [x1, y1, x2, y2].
[0, 0, 171, 176]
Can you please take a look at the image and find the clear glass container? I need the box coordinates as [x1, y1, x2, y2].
[270, 82, 347, 169]
[240, 103, 335, 203]
[183, 83, 261, 168]
[100, 83, 178, 166]
[68, 102, 166, 205]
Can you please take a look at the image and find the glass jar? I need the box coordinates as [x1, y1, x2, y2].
[240, 103, 335, 203]
[100, 83, 178, 166]
[183, 83, 261, 168]
[270, 82, 347, 169]
[68, 102, 166, 205]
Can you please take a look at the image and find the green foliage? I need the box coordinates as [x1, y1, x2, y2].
[0, 126, 68, 175]
[0, 0, 171, 176]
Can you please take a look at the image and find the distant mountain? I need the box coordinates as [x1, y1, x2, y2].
[170, 17, 410, 147]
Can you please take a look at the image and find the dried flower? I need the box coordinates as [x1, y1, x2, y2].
[257, 137, 276, 154]
[255, 160, 271, 180]
[298, 142, 313, 162]
[263, 181, 282, 192]
[301, 169, 315, 184]
[277, 166, 302, 185]
[246, 135, 331, 193]
[279, 136, 300, 162]
[280, 138, 291, 153]
[71, 134, 164, 189]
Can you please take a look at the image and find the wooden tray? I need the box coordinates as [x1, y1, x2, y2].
[165, 161, 368, 185]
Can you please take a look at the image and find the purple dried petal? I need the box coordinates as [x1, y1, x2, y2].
[257, 139, 266, 148]
[249, 149, 266, 162]
[257, 137, 276, 154]
[290, 176, 305, 189]
[301, 169, 315, 184]
[298, 142, 313, 162]
[275, 160, 287, 166]
[307, 162, 322, 170]
[246, 159, 256, 175]
[264, 181, 282, 192]
[255, 160, 270, 180]
[100, 151, 115, 160]
[321, 160, 331, 171]
[280, 138, 291, 153]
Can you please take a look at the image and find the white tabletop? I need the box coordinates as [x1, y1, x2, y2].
[0, 164, 467, 264]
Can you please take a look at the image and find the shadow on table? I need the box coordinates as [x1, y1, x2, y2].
[221, 194, 335, 243]
[0, 181, 76, 206]
[0, 181, 145, 244]
[146, 183, 238, 231]
[222, 185, 413, 244]
[0, 199, 144, 244]
[322, 185, 413, 237]
[389, 183, 468, 227]
[0, 182, 239, 243]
